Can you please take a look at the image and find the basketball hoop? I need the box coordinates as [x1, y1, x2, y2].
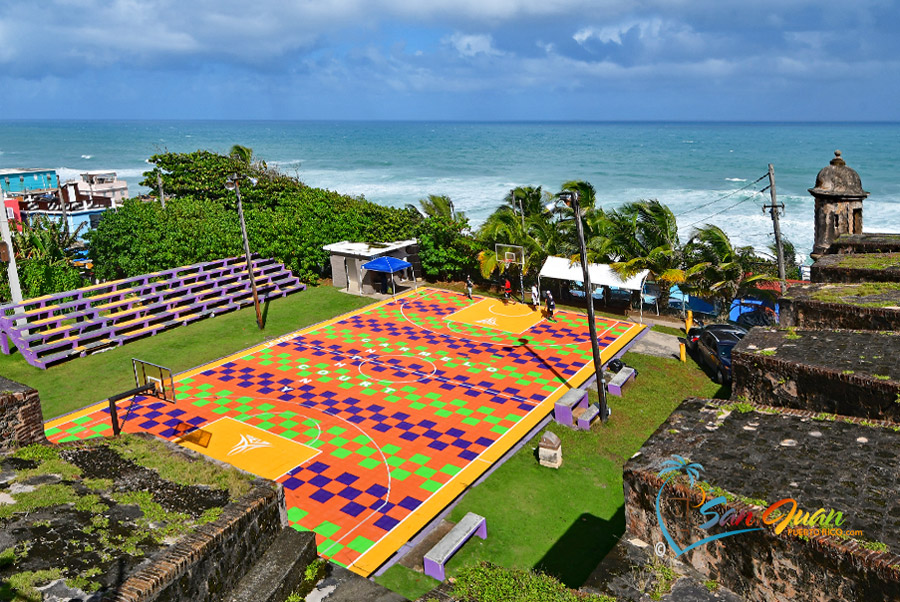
[494, 244, 526, 304]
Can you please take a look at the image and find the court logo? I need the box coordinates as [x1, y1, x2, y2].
[227, 433, 272, 456]
[475, 317, 498, 326]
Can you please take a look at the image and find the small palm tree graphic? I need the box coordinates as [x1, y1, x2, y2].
[658, 455, 705, 519]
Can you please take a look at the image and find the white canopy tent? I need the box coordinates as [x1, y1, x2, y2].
[538, 256, 652, 322]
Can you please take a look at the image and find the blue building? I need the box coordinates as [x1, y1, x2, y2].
[0, 169, 58, 194]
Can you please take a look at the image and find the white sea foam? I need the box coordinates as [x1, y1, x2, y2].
[81, 154, 93, 160]
[724, 178, 746, 182]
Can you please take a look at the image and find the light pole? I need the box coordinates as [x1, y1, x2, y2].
[225, 174, 263, 330]
[558, 190, 609, 423]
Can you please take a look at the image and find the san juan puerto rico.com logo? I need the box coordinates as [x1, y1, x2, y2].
[653, 455, 858, 558]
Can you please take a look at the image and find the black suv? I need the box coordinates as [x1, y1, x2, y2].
[686, 323, 748, 384]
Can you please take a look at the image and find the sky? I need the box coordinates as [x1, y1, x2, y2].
[1, 0, 898, 121]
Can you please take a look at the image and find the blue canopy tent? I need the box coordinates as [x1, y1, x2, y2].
[361, 256, 415, 296]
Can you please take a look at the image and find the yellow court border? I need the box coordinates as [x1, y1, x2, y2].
[44, 287, 646, 577]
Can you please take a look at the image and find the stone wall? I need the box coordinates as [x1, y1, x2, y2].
[830, 233, 900, 255]
[0, 377, 47, 452]
[731, 329, 900, 421]
[623, 398, 900, 602]
[624, 466, 900, 602]
[779, 296, 900, 331]
[732, 352, 900, 421]
[112, 481, 297, 602]
[811, 253, 900, 284]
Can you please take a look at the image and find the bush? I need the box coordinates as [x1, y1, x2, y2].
[89, 151, 422, 284]
[416, 215, 478, 281]
[452, 562, 616, 602]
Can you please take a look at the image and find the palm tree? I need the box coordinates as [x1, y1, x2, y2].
[606, 200, 686, 309]
[417, 195, 460, 220]
[229, 144, 253, 164]
[683, 224, 774, 319]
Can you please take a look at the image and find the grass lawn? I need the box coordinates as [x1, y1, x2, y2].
[0, 287, 372, 419]
[376, 352, 726, 599]
[650, 324, 685, 338]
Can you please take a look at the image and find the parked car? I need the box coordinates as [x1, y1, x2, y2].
[686, 323, 749, 384]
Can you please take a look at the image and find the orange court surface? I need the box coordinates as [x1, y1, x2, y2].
[45, 287, 645, 576]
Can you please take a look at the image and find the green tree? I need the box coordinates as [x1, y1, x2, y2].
[606, 199, 687, 309]
[417, 195, 462, 220]
[683, 224, 774, 318]
[416, 215, 476, 281]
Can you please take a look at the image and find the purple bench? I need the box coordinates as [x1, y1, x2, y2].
[424, 513, 487, 581]
[554, 388, 588, 427]
[607, 366, 636, 396]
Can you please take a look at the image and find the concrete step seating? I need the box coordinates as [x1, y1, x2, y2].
[424, 512, 487, 581]
[0, 255, 305, 369]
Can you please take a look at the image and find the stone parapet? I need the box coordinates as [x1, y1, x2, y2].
[0, 376, 47, 452]
[811, 253, 900, 284]
[623, 398, 900, 602]
[731, 328, 900, 421]
[778, 282, 900, 331]
[112, 481, 288, 602]
[830, 233, 900, 255]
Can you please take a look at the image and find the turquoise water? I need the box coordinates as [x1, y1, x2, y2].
[2, 120, 898, 260]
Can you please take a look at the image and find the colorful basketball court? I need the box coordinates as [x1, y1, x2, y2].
[44, 288, 645, 576]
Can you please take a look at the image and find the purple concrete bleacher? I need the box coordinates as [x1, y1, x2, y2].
[0, 255, 305, 369]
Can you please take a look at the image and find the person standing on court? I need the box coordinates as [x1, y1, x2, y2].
[531, 284, 539, 307]
[545, 290, 555, 319]
[466, 275, 473, 300]
[503, 278, 512, 302]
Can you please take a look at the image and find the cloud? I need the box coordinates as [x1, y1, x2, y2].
[445, 33, 504, 57]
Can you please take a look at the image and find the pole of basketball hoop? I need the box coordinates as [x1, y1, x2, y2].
[558, 190, 608, 423]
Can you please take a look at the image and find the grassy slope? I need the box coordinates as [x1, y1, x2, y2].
[377, 352, 725, 599]
[0, 287, 371, 419]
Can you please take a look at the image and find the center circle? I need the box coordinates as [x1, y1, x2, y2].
[358, 354, 438, 383]
[488, 303, 536, 318]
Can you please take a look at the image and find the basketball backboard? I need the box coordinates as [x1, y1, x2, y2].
[132, 358, 176, 403]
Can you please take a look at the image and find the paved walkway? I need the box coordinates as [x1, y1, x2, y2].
[628, 329, 682, 360]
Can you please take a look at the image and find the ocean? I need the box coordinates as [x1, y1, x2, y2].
[2, 120, 899, 263]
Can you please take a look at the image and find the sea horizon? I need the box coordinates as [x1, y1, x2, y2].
[2, 120, 898, 263]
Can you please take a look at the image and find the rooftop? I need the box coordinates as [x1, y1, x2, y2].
[323, 239, 417, 258]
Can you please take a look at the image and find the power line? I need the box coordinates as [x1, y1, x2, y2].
[682, 189, 765, 229]
[674, 173, 768, 218]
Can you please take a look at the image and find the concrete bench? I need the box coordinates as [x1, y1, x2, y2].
[554, 388, 588, 427]
[423, 512, 487, 581]
[607, 366, 636, 396]
[576, 404, 601, 430]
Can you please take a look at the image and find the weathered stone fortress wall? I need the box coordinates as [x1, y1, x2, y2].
[829, 233, 900, 255]
[732, 351, 900, 421]
[779, 296, 900, 331]
[811, 253, 900, 284]
[731, 328, 900, 421]
[623, 398, 900, 602]
[624, 467, 900, 602]
[112, 481, 309, 602]
[0, 377, 47, 452]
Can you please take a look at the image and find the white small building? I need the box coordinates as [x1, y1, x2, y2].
[71, 172, 129, 204]
[324, 239, 420, 295]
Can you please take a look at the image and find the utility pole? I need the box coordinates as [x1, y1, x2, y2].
[764, 164, 786, 294]
[156, 172, 166, 209]
[559, 191, 608, 423]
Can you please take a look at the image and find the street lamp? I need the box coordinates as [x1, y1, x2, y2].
[557, 190, 609, 423]
[225, 174, 263, 330]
